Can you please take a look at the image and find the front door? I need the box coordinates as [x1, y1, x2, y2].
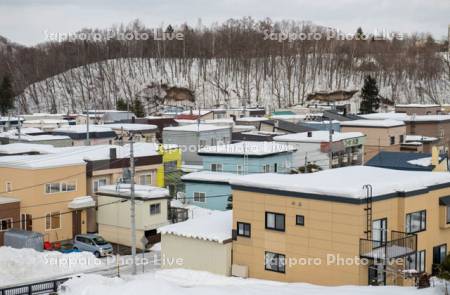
[72, 211, 82, 237]
[432, 244, 447, 275]
[369, 263, 386, 286]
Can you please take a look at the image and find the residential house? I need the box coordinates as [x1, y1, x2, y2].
[135, 116, 178, 142]
[395, 104, 442, 115]
[162, 124, 232, 165]
[159, 210, 232, 275]
[235, 117, 269, 130]
[96, 184, 171, 249]
[104, 123, 158, 143]
[230, 166, 450, 286]
[274, 131, 365, 170]
[0, 128, 73, 147]
[76, 110, 136, 125]
[182, 141, 296, 210]
[0, 197, 20, 246]
[53, 125, 116, 146]
[260, 119, 316, 134]
[0, 154, 89, 243]
[366, 148, 448, 172]
[401, 135, 439, 153]
[340, 120, 406, 162]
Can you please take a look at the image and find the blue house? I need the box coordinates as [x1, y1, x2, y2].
[182, 141, 296, 210]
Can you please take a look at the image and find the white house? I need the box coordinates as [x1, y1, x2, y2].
[159, 210, 232, 276]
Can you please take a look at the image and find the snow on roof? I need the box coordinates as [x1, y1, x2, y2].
[235, 116, 268, 122]
[68, 196, 95, 209]
[230, 166, 450, 199]
[54, 125, 113, 133]
[273, 131, 364, 143]
[182, 171, 240, 183]
[407, 157, 432, 167]
[181, 164, 203, 172]
[100, 123, 157, 131]
[97, 184, 169, 200]
[198, 141, 296, 156]
[405, 135, 438, 142]
[163, 124, 231, 132]
[395, 104, 441, 108]
[180, 110, 212, 116]
[7, 134, 70, 141]
[361, 112, 450, 122]
[0, 142, 160, 169]
[0, 143, 55, 154]
[159, 210, 232, 243]
[340, 119, 405, 127]
[0, 196, 20, 204]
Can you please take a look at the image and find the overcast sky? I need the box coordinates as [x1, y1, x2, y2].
[1, 0, 449, 46]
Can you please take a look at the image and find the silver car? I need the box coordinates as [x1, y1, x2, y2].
[73, 234, 113, 258]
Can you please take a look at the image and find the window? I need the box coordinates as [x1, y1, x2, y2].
[237, 165, 243, 175]
[265, 212, 285, 231]
[45, 183, 61, 194]
[139, 174, 152, 185]
[274, 163, 278, 173]
[46, 212, 60, 230]
[406, 250, 426, 273]
[93, 178, 107, 192]
[21, 214, 32, 231]
[0, 218, 12, 231]
[390, 136, 395, 145]
[5, 181, 11, 193]
[211, 163, 223, 172]
[211, 138, 217, 146]
[447, 206, 450, 224]
[372, 218, 388, 247]
[400, 135, 404, 143]
[296, 215, 305, 226]
[193, 192, 206, 203]
[263, 164, 271, 173]
[433, 244, 447, 265]
[406, 210, 426, 233]
[45, 181, 76, 193]
[164, 161, 178, 172]
[237, 222, 251, 237]
[150, 203, 161, 215]
[199, 139, 207, 147]
[265, 252, 285, 273]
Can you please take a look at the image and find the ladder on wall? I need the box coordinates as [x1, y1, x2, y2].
[363, 184, 373, 239]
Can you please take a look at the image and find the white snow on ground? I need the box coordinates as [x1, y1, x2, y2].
[60, 269, 441, 295]
[0, 246, 101, 287]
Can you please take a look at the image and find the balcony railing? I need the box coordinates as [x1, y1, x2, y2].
[360, 231, 417, 260]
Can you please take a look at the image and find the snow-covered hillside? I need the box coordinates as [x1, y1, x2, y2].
[18, 55, 450, 114]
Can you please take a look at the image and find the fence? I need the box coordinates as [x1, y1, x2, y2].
[0, 277, 70, 295]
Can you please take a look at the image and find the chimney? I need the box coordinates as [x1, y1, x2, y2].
[307, 131, 312, 137]
[110, 148, 117, 160]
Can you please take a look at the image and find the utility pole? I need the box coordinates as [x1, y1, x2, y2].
[17, 113, 21, 140]
[328, 118, 333, 169]
[129, 136, 137, 275]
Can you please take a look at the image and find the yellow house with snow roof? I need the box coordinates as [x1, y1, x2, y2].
[230, 166, 450, 286]
[155, 144, 182, 190]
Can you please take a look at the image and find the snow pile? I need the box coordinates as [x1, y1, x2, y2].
[60, 269, 438, 295]
[230, 166, 450, 199]
[0, 246, 101, 287]
[159, 211, 232, 243]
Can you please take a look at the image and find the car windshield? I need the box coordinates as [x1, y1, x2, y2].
[92, 236, 108, 245]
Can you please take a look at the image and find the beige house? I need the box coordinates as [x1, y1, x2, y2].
[96, 184, 170, 249]
[340, 120, 406, 162]
[395, 104, 442, 115]
[0, 154, 90, 243]
[230, 166, 450, 286]
[159, 210, 232, 276]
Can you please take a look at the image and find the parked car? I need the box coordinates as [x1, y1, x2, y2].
[73, 234, 113, 258]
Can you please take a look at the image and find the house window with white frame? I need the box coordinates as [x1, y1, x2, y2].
[211, 163, 223, 172]
[193, 192, 206, 203]
[93, 178, 107, 192]
[5, 181, 12, 193]
[45, 211, 61, 230]
[263, 164, 271, 173]
[150, 203, 161, 215]
[139, 174, 152, 185]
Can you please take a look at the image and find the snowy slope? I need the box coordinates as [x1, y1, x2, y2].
[18, 56, 450, 114]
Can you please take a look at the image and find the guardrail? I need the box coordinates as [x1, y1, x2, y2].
[360, 231, 417, 260]
[0, 277, 70, 295]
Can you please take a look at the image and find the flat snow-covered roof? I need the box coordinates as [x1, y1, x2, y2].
[163, 124, 231, 132]
[158, 210, 232, 243]
[230, 166, 450, 200]
[273, 131, 364, 143]
[97, 184, 169, 200]
[395, 104, 440, 108]
[361, 113, 450, 122]
[103, 123, 158, 131]
[198, 141, 296, 156]
[340, 119, 405, 128]
[54, 125, 113, 133]
[181, 171, 240, 183]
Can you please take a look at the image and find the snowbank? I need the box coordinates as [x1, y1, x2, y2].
[60, 269, 438, 295]
[0, 246, 101, 287]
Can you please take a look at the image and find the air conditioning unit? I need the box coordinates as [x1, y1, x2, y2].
[232, 264, 248, 278]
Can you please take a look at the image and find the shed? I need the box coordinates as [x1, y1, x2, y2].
[4, 229, 44, 251]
